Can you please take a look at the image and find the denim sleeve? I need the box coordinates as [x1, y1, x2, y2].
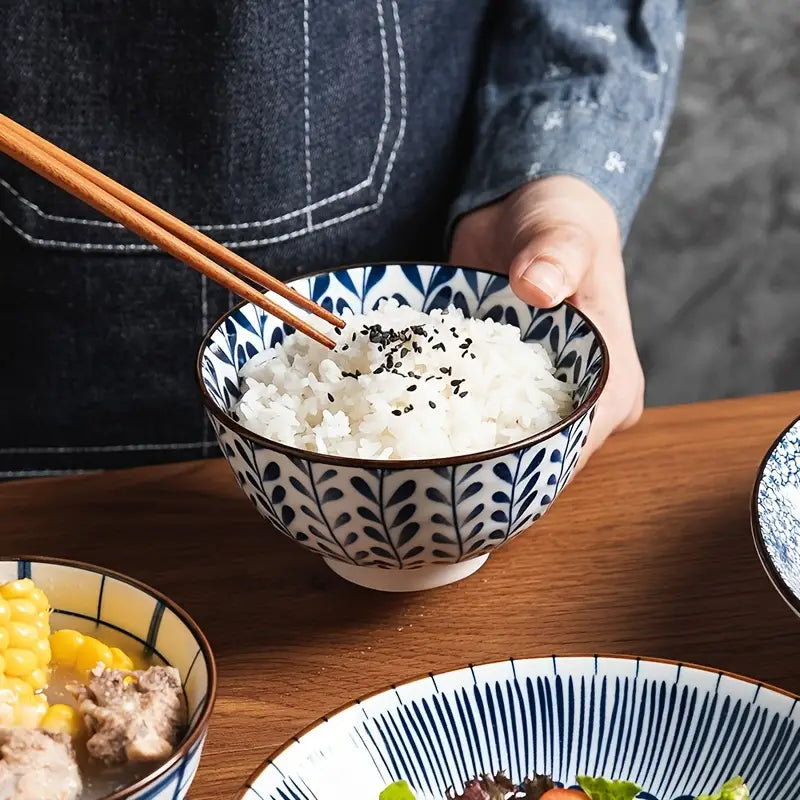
[450, 0, 686, 241]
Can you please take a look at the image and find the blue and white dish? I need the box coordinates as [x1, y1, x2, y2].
[197, 263, 608, 592]
[236, 654, 800, 800]
[0, 556, 216, 800]
[752, 413, 800, 617]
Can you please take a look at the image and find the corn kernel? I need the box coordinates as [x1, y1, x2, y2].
[7, 599, 37, 624]
[34, 617, 50, 638]
[40, 704, 82, 738]
[4, 648, 37, 677]
[110, 647, 134, 671]
[75, 637, 113, 676]
[8, 621, 39, 650]
[0, 655, 4, 675]
[33, 638, 51, 666]
[27, 668, 48, 691]
[28, 588, 49, 612]
[0, 579, 35, 601]
[0, 629, 9, 652]
[0, 599, 10, 627]
[14, 694, 48, 728]
[5, 678, 33, 698]
[49, 629, 84, 667]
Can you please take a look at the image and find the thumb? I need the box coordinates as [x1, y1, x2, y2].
[508, 223, 595, 308]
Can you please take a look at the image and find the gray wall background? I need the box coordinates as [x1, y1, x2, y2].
[625, 0, 799, 406]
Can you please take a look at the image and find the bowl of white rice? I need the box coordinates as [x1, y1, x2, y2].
[197, 263, 608, 592]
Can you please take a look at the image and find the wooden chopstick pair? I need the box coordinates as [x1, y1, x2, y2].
[0, 114, 344, 349]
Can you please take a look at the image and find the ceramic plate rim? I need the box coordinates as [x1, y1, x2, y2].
[750, 411, 800, 618]
[233, 652, 800, 800]
[2, 554, 218, 800]
[195, 262, 610, 470]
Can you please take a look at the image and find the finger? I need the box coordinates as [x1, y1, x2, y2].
[508, 223, 595, 308]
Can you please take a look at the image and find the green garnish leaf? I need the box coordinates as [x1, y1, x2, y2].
[577, 775, 642, 800]
[380, 780, 416, 800]
[696, 776, 750, 800]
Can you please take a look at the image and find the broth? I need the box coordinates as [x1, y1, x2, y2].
[40, 618, 184, 800]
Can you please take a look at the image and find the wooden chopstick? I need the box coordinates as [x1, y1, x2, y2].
[0, 115, 344, 349]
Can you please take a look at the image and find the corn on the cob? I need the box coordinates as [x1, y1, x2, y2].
[50, 629, 135, 677]
[0, 579, 52, 693]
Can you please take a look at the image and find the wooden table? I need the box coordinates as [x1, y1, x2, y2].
[1, 392, 799, 799]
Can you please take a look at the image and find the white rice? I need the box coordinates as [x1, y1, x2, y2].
[234, 300, 573, 460]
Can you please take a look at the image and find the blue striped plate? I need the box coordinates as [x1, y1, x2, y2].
[237, 655, 800, 800]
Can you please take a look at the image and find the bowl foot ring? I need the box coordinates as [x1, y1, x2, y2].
[323, 555, 489, 592]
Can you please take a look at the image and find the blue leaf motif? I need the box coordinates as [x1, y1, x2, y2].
[527, 315, 553, 341]
[370, 546, 394, 559]
[484, 305, 503, 323]
[492, 510, 508, 523]
[464, 269, 480, 298]
[433, 532, 456, 545]
[272, 485, 285, 504]
[466, 522, 484, 541]
[311, 274, 331, 302]
[387, 480, 416, 507]
[459, 464, 482, 484]
[281, 506, 295, 525]
[397, 523, 420, 547]
[493, 463, 513, 483]
[230, 308, 258, 335]
[334, 270, 357, 295]
[344, 532, 358, 546]
[357, 506, 381, 524]
[404, 546, 425, 559]
[549, 325, 560, 353]
[289, 477, 311, 498]
[351, 476, 378, 503]
[401, 264, 424, 294]
[363, 526, 386, 543]
[458, 482, 481, 504]
[427, 286, 453, 311]
[432, 513, 451, 525]
[322, 487, 344, 503]
[505, 306, 520, 328]
[365, 265, 387, 294]
[336, 297, 352, 316]
[428, 265, 457, 292]
[318, 469, 337, 484]
[299, 504, 321, 522]
[522, 449, 546, 479]
[467, 539, 485, 554]
[270, 328, 285, 348]
[462, 503, 484, 524]
[517, 491, 539, 517]
[334, 512, 352, 529]
[493, 491, 511, 504]
[453, 291, 469, 317]
[550, 449, 563, 463]
[426, 487, 448, 504]
[391, 504, 416, 528]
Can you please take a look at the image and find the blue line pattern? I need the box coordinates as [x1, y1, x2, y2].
[243, 656, 800, 800]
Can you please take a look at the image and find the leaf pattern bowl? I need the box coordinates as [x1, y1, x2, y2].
[197, 263, 608, 591]
[236, 655, 800, 800]
[752, 414, 800, 617]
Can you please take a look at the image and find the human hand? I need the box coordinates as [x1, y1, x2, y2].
[450, 175, 643, 469]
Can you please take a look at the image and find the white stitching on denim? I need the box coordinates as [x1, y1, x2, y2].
[0, 0, 393, 238]
[0, 0, 405, 252]
[0, 442, 209, 454]
[205, 0, 406, 249]
[303, 0, 313, 230]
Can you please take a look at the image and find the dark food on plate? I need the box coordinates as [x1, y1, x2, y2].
[380, 773, 750, 800]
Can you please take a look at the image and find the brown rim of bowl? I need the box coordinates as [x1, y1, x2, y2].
[195, 262, 610, 470]
[233, 651, 800, 799]
[750, 411, 800, 619]
[1, 555, 217, 800]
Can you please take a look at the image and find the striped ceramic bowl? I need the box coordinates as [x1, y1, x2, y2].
[0, 557, 216, 800]
[237, 655, 800, 800]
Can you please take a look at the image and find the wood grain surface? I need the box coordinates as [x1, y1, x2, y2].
[1, 392, 798, 799]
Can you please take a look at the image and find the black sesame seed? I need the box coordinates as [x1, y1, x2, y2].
[470, 353, 476, 359]
[407, 385, 417, 392]
[429, 401, 436, 409]
[327, 393, 334, 402]
[400, 348, 410, 357]
[432, 343, 445, 352]
[392, 409, 402, 416]
[342, 344, 349, 351]
[459, 391, 468, 398]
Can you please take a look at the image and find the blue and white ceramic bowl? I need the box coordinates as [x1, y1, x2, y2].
[0, 557, 216, 800]
[752, 414, 800, 617]
[237, 655, 800, 800]
[197, 263, 608, 592]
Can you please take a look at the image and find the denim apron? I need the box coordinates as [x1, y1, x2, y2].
[0, 0, 491, 475]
